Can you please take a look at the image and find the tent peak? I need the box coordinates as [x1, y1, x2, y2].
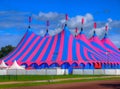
[8, 60, 24, 69]
[0, 60, 8, 68]
[80, 27, 84, 34]
[64, 24, 68, 31]
[104, 32, 108, 38]
[44, 29, 49, 37]
[93, 30, 97, 37]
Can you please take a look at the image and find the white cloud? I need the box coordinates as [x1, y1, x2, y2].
[85, 13, 94, 21]
[89, 27, 105, 38]
[109, 35, 120, 48]
[107, 18, 112, 23]
[110, 20, 120, 28]
[33, 12, 64, 23]
[67, 13, 94, 29]
[39, 12, 59, 20]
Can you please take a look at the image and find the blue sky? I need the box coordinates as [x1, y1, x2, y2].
[0, 0, 120, 48]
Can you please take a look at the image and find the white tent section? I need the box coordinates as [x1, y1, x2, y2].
[8, 60, 25, 69]
[0, 60, 8, 69]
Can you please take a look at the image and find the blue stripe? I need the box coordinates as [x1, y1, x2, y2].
[4, 31, 33, 62]
[91, 51, 104, 61]
[100, 52, 107, 58]
[31, 38, 48, 62]
[91, 42, 106, 51]
[80, 45, 87, 61]
[21, 37, 43, 62]
[52, 34, 61, 61]
[112, 54, 120, 60]
[94, 56, 100, 61]
[95, 53, 104, 61]
[41, 36, 54, 61]
[13, 35, 37, 62]
[109, 53, 119, 62]
[87, 51, 94, 60]
[88, 51, 100, 61]
[104, 43, 120, 54]
[62, 31, 69, 61]
[72, 39, 78, 61]
[77, 40, 96, 53]
[77, 39, 102, 61]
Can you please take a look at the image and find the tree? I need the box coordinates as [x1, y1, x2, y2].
[0, 45, 15, 58]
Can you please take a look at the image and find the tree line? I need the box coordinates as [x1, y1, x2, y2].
[0, 45, 15, 58]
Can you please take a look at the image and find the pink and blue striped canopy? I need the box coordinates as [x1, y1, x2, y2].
[1, 26, 120, 68]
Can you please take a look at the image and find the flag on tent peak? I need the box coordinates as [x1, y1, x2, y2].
[94, 22, 97, 29]
[44, 20, 50, 37]
[29, 16, 32, 23]
[46, 20, 50, 27]
[79, 28, 84, 34]
[28, 16, 32, 28]
[104, 33, 108, 38]
[65, 14, 68, 21]
[105, 25, 108, 31]
[75, 27, 78, 33]
[81, 18, 84, 25]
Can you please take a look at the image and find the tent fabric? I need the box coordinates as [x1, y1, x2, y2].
[2, 26, 94, 66]
[0, 60, 8, 68]
[76, 29, 105, 62]
[101, 33, 120, 55]
[101, 33, 120, 62]
[89, 31, 120, 63]
[0, 26, 120, 69]
[8, 60, 24, 69]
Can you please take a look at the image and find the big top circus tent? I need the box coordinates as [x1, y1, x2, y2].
[0, 15, 120, 72]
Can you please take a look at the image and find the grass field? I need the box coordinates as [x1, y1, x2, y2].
[0, 75, 120, 89]
[0, 75, 112, 82]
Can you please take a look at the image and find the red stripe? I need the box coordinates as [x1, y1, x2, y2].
[67, 35, 73, 64]
[87, 49, 97, 61]
[18, 36, 40, 64]
[26, 37, 47, 65]
[7, 33, 35, 65]
[37, 37, 52, 65]
[3, 31, 28, 60]
[84, 47, 92, 61]
[46, 35, 58, 65]
[76, 42, 85, 63]
[56, 31, 64, 64]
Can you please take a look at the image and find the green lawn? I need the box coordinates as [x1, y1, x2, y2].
[0, 75, 120, 89]
[0, 75, 109, 82]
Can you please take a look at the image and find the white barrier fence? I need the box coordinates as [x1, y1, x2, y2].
[0, 69, 120, 75]
[73, 69, 120, 75]
[0, 68, 68, 75]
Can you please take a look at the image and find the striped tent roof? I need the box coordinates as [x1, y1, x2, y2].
[101, 33, 120, 63]
[101, 33, 120, 54]
[1, 26, 95, 66]
[89, 31, 120, 63]
[76, 29, 107, 63]
[1, 25, 120, 67]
